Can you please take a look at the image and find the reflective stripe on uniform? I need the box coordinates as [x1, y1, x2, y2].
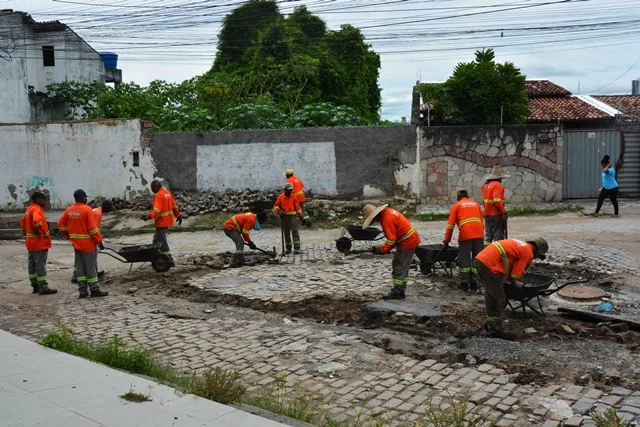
[386, 240, 395, 246]
[242, 229, 251, 235]
[160, 251, 171, 255]
[87, 277, 99, 283]
[69, 234, 91, 239]
[459, 267, 472, 273]
[294, 191, 304, 196]
[37, 276, 47, 281]
[492, 242, 510, 273]
[459, 218, 482, 226]
[446, 224, 454, 229]
[28, 274, 37, 279]
[158, 211, 173, 218]
[397, 228, 416, 243]
[393, 279, 405, 285]
[153, 208, 161, 213]
[34, 222, 42, 227]
[59, 226, 68, 231]
[483, 198, 504, 204]
[484, 241, 491, 246]
[231, 216, 242, 233]
[89, 228, 99, 235]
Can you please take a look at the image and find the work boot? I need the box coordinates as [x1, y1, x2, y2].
[90, 290, 109, 298]
[38, 284, 57, 296]
[31, 282, 39, 294]
[79, 292, 89, 299]
[285, 247, 292, 255]
[383, 286, 406, 300]
[294, 248, 301, 255]
[231, 253, 245, 267]
[98, 271, 105, 278]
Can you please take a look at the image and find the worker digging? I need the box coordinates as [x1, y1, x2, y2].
[363, 204, 421, 300]
[19, 191, 57, 295]
[58, 189, 108, 298]
[443, 189, 484, 292]
[223, 211, 268, 266]
[273, 183, 311, 255]
[71, 199, 114, 283]
[482, 165, 509, 245]
[285, 169, 311, 224]
[141, 180, 182, 267]
[475, 237, 549, 339]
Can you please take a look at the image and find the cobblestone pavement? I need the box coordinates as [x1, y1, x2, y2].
[3, 294, 640, 427]
[3, 214, 640, 426]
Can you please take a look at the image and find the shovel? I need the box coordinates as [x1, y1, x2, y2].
[244, 242, 277, 259]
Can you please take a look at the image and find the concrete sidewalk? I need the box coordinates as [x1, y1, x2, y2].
[0, 330, 287, 427]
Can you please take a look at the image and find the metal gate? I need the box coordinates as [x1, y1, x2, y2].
[617, 131, 640, 197]
[563, 130, 621, 198]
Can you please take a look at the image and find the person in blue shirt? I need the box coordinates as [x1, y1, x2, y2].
[593, 154, 619, 217]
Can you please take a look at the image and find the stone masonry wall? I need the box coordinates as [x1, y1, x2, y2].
[419, 124, 563, 204]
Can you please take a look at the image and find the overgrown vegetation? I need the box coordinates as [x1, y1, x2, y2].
[417, 48, 529, 125]
[415, 204, 583, 222]
[48, 1, 383, 131]
[120, 389, 152, 403]
[590, 408, 631, 427]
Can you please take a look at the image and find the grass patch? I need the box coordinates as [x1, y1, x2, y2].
[590, 408, 631, 427]
[120, 389, 152, 403]
[414, 212, 449, 222]
[509, 204, 583, 217]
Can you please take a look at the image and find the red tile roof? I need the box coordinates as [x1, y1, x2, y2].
[593, 95, 640, 122]
[525, 80, 571, 97]
[528, 97, 612, 122]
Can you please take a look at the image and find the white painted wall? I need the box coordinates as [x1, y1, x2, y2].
[196, 142, 338, 195]
[0, 119, 157, 209]
[0, 12, 105, 123]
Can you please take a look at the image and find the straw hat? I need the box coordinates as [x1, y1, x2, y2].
[485, 165, 510, 180]
[362, 204, 388, 229]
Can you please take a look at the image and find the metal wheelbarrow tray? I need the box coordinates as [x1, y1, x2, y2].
[504, 273, 588, 316]
[100, 244, 173, 273]
[415, 244, 459, 276]
[335, 225, 384, 253]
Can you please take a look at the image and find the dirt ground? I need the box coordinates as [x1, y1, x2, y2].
[2, 210, 640, 394]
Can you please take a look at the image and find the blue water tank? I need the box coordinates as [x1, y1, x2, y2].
[100, 52, 118, 69]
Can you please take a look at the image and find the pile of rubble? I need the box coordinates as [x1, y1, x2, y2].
[187, 252, 279, 268]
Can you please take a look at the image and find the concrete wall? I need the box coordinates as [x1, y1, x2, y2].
[0, 13, 105, 124]
[152, 126, 418, 198]
[0, 119, 156, 210]
[419, 124, 563, 204]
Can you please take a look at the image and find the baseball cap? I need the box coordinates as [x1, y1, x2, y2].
[73, 189, 88, 198]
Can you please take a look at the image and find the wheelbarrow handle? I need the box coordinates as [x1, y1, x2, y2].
[555, 278, 589, 291]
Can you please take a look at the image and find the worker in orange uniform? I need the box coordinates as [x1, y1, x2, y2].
[273, 183, 311, 254]
[20, 192, 57, 295]
[475, 238, 548, 339]
[58, 189, 108, 298]
[362, 204, 421, 300]
[223, 211, 268, 265]
[482, 165, 509, 246]
[285, 169, 310, 223]
[141, 180, 181, 267]
[443, 190, 485, 291]
[71, 199, 114, 283]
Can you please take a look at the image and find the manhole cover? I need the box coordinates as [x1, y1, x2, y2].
[558, 285, 606, 301]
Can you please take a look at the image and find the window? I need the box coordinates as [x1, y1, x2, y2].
[42, 46, 55, 67]
[132, 151, 140, 167]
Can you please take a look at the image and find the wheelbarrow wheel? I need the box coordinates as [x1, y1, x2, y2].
[336, 237, 352, 253]
[151, 254, 172, 273]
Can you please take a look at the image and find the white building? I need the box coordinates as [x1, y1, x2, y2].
[0, 10, 121, 123]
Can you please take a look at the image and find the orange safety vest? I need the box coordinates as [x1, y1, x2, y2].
[224, 213, 256, 243]
[378, 208, 421, 254]
[58, 203, 103, 253]
[287, 175, 305, 203]
[148, 187, 180, 228]
[273, 193, 303, 217]
[475, 239, 534, 282]
[93, 206, 103, 226]
[444, 198, 484, 243]
[20, 203, 51, 252]
[482, 181, 506, 216]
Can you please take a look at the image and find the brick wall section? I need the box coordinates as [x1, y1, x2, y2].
[419, 124, 563, 204]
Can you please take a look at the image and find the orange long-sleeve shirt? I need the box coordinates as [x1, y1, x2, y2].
[224, 213, 256, 243]
[378, 208, 421, 254]
[273, 193, 303, 217]
[58, 203, 103, 252]
[148, 187, 180, 228]
[444, 198, 484, 243]
[475, 239, 534, 282]
[20, 203, 51, 252]
[287, 176, 305, 203]
[482, 181, 506, 216]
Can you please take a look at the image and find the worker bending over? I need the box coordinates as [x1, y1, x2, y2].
[475, 238, 548, 339]
[443, 190, 484, 291]
[20, 192, 57, 295]
[72, 199, 114, 283]
[273, 183, 311, 254]
[58, 189, 108, 298]
[482, 165, 509, 245]
[363, 204, 421, 300]
[223, 211, 267, 265]
[141, 180, 181, 266]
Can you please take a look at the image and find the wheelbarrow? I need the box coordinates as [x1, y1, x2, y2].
[415, 244, 459, 276]
[504, 274, 589, 316]
[100, 244, 173, 273]
[335, 225, 385, 253]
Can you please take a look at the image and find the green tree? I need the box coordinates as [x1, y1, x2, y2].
[418, 48, 529, 125]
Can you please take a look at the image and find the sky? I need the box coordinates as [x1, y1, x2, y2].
[2, 0, 640, 121]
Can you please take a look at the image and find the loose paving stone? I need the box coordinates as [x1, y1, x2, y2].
[600, 395, 623, 406]
[572, 397, 597, 415]
[564, 416, 584, 426]
[541, 421, 561, 427]
[612, 387, 633, 396]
